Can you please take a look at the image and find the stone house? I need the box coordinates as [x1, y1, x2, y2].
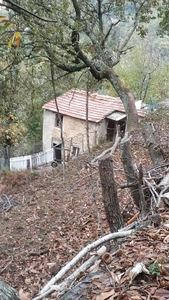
[42, 89, 145, 161]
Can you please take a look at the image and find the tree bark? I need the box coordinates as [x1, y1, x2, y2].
[0, 279, 20, 300]
[87, 66, 139, 132]
[119, 135, 146, 215]
[98, 155, 124, 232]
[142, 123, 164, 165]
[106, 69, 138, 132]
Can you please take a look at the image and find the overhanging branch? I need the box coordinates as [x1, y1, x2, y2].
[2, 0, 58, 23]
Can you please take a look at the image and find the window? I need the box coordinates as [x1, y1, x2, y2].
[55, 113, 63, 128]
[72, 146, 80, 157]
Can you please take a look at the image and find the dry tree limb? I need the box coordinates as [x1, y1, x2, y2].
[53, 246, 106, 296]
[91, 125, 121, 164]
[0, 194, 13, 212]
[29, 249, 49, 256]
[144, 178, 158, 207]
[33, 248, 106, 300]
[62, 172, 97, 194]
[129, 262, 149, 284]
[91, 145, 114, 164]
[157, 185, 169, 207]
[0, 257, 13, 275]
[110, 126, 121, 155]
[33, 230, 133, 300]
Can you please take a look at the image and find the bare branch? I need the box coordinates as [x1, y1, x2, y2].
[102, 20, 120, 47]
[33, 229, 133, 300]
[0, 257, 13, 275]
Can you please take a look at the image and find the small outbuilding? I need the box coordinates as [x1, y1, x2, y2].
[42, 89, 145, 161]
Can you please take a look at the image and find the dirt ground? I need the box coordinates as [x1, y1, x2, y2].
[1, 108, 169, 299]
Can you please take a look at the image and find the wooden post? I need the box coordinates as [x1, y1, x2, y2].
[98, 155, 124, 232]
[82, 134, 84, 153]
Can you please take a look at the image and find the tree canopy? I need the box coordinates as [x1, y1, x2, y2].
[0, 0, 168, 132]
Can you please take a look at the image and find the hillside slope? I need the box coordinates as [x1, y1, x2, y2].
[0, 108, 169, 299]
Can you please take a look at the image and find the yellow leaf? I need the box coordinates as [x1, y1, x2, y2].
[15, 31, 21, 39]
[8, 35, 14, 48]
[15, 31, 21, 46]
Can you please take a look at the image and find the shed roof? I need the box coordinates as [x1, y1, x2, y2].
[43, 89, 145, 123]
[107, 111, 126, 121]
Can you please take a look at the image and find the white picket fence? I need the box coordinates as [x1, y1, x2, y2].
[10, 148, 54, 171]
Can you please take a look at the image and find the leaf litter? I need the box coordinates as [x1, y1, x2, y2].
[1, 109, 169, 299]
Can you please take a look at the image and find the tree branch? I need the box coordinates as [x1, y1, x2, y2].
[101, 20, 120, 47]
[33, 229, 133, 299]
[98, 0, 103, 34]
[3, 0, 58, 23]
[71, 0, 81, 19]
[69, 0, 104, 79]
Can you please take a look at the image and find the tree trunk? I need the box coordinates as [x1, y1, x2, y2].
[55, 46, 139, 133]
[98, 155, 124, 232]
[142, 123, 164, 165]
[106, 69, 138, 132]
[119, 135, 146, 215]
[0, 279, 20, 300]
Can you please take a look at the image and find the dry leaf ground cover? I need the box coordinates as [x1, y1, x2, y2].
[0, 109, 169, 299]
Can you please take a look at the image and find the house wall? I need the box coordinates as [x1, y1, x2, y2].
[43, 110, 55, 151]
[43, 109, 108, 154]
[97, 119, 107, 141]
[53, 115, 100, 153]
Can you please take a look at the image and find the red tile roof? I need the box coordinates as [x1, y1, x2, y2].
[43, 89, 145, 122]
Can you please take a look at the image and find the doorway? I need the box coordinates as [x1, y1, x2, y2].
[107, 120, 116, 141]
[53, 143, 62, 162]
[106, 119, 126, 141]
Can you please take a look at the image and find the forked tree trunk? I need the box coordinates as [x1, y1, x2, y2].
[98, 155, 124, 232]
[0, 279, 19, 300]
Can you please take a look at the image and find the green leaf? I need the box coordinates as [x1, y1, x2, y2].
[148, 263, 161, 276]
[0, 22, 11, 31]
